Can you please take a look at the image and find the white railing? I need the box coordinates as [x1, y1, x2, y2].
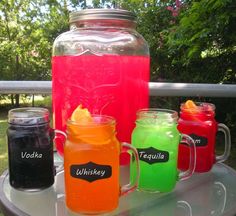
[0, 81, 235, 97]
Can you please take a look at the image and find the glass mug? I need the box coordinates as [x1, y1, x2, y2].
[60, 115, 139, 214]
[178, 102, 231, 172]
[130, 109, 196, 192]
[7, 108, 55, 191]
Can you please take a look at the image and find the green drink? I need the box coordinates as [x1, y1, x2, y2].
[130, 109, 196, 193]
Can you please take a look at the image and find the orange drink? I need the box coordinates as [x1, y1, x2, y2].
[64, 107, 139, 214]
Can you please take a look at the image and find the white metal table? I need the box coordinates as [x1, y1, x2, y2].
[0, 163, 236, 216]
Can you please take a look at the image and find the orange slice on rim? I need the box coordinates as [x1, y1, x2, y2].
[71, 104, 93, 123]
[70, 105, 111, 144]
[183, 100, 199, 118]
[185, 100, 197, 109]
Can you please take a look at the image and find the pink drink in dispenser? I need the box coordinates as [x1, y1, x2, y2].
[52, 9, 150, 165]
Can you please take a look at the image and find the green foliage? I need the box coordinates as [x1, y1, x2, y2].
[0, 0, 235, 83]
[0, 0, 71, 105]
[135, 6, 174, 81]
[167, 0, 236, 83]
[0, 0, 70, 82]
[0, 109, 8, 176]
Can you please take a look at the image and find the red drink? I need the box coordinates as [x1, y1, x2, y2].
[52, 55, 150, 164]
[177, 101, 231, 172]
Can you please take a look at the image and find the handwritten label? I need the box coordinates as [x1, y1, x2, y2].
[70, 162, 112, 182]
[21, 151, 42, 159]
[137, 147, 169, 164]
[181, 134, 208, 147]
[17, 149, 49, 162]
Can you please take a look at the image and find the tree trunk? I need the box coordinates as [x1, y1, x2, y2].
[11, 94, 14, 106]
[15, 94, 20, 107]
[32, 94, 35, 107]
[63, 0, 69, 16]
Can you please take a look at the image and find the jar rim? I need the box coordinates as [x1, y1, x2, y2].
[69, 9, 136, 23]
[137, 108, 178, 124]
[180, 102, 216, 112]
[67, 114, 116, 127]
[8, 107, 50, 125]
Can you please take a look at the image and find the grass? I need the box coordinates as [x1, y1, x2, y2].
[0, 111, 8, 176]
[0, 109, 8, 216]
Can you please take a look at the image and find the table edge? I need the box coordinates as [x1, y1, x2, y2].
[0, 170, 29, 216]
[1, 163, 236, 216]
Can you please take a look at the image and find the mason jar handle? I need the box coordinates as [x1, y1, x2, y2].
[216, 123, 231, 163]
[213, 181, 226, 215]
[120, 142, 140, 196]
[54, 129, 67, 159]
[179, 134, 196, 180]
[54, 129, 67, 139]
[177, 201, 192, 215]
[51, 129, 67, 173]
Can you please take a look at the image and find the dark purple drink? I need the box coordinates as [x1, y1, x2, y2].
[7, 108, 54, 191]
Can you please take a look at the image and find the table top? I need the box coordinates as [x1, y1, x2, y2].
[1, 163, 236, 216]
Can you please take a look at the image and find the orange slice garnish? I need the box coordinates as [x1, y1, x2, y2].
[68, 104, 111, 144]
[185, 100, 197, 109]
[71, 104, 93, 123]
[183, 100, 200, 118]
[69, 105, 112, 145]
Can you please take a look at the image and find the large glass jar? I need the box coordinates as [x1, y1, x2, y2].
[52, 9, 150, 164]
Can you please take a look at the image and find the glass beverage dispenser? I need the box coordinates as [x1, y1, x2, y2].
[52, 9, 150, 164]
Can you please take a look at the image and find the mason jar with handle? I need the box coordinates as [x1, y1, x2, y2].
[7, 108, 55, 191]
[130, 109, 196, 193]
[52, 9, 150, 165]
[59, 115, 139, 214]
[178, 102, 231, 172]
